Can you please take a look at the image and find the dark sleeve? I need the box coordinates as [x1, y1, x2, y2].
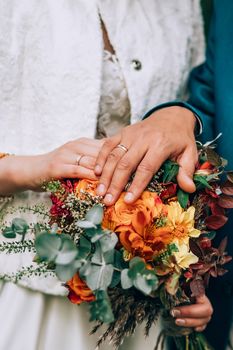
[187, 8, 215, 142]
[143, 8, 216, 142]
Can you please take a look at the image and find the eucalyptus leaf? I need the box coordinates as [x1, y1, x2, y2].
[12, 218, 29, 235]
[79, 261, 92, 277]
[55, 237, 78, 265]
[121, 269, 133, 289]
[76, 220, 97, 229]
[77, 236, 92, 259]
[2, 227, 16, 239]
[128, 257, 145, 278]
[99, 232, 118, 252]
[85, 264, 114, 291]
[35, 233, 62, 262]
[114, 250, 128, 270]
[85, 205, 103, 225]
[134, 274, 152, 295]
[110, 270, 121, 288]
[89, 290, 114, 323]
[55, 260, 80, 282]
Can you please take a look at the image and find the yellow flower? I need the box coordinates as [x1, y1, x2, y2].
[173, 240, 199, 269]
[166, 202, 201, 244]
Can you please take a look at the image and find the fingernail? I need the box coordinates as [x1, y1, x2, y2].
[95, 165, 102, 175]
[171, 309, 181, 318]
[124, 192, 134, 203]
[104, 193, 113, 205]
[175, 319, 186, 326]
[97, 184, 106, 196]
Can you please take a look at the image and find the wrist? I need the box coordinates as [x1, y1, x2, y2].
[0, 155, 46, 195]
[149, 106, 196, 132]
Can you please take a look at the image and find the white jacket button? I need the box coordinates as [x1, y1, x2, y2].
[131, 59, 142, 70]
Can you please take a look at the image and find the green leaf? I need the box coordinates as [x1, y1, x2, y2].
[128, 257, 145, 278]
[134, 271, 158, 295]
[35, 233, 62, 262]
[55, 260, 81, 282]
[162, 160, 179, 183]
[86, 205, 103, 225]
[2, 227, 16, 239]
[121, 269, 133, 289]
[76, 220, 97, 229]
[177, 189, 189, 209]
[77, 236, 92, 259]
[55, 237, 78, 265]
[114, 250, 128, 270]
[194, 175, 212, 189]
[12, 218, 29, 235]
[110, 270, 121, 288]
[203, 231, 216, 240]
[99, 232, 118, 252]
[89, 290, 114, 323]
[85, 264, 114, 291]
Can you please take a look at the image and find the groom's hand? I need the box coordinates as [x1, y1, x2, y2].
[95, 106, 198, 205]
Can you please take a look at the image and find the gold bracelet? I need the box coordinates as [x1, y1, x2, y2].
[0, 153, 10, 160]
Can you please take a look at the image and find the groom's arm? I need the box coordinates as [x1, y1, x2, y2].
[144, 8, 216, 143]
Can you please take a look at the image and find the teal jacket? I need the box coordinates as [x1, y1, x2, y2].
[185, 2, 233, 349]
[144, 2, 233, 349]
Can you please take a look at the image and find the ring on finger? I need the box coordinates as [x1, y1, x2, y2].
[76, 154, 83, 166]
[115, 144, 128, 153]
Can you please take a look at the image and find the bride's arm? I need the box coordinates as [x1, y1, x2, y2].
[0, 138, 103, 196]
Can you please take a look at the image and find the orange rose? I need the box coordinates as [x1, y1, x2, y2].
[103, 191, 164, 231]
[66, 274, 95, 305]
[75, 179, 99, 199]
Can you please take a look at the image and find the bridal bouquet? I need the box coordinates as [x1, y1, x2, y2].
[3, 141, 233, 349]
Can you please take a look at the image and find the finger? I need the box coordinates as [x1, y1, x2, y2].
[195, 325, 207, 332]
[177, 145, 198, 193]
[67, 141, 102, 158]
[102, 144, 147, 205]
[171, 295, 213, 319]
[56, 165, 99, 180]
[124, 149, 169, 203]
[175, 317, 211, 328]
[78, 156, 96, 170]
[96, 146, 129, 198]
[94, 135, 121, 175]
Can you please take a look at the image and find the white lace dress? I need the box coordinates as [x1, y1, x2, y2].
[0, 49, 163, 350]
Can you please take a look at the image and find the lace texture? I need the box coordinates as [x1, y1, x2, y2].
[96, 50, 131, 138]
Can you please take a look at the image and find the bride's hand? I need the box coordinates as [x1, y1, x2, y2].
[0, 138, 104, 195]
[170, 295, 213, 332]
[94, 106, 197, 205]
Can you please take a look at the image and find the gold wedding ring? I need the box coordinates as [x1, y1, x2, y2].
[76, 154, 83, 166]
[116, 144, 128, 153]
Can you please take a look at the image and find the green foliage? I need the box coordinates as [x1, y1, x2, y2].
[177, 189, 189, 208]
[89, 291, 114, 323]
[194, 175, 212, 190]
[77, 205, 103, 229]
[44, 180, 65, 194]
[121, 257, 158, 295]
[162, 160, 179, 183]
[2, 218, 29, 240]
